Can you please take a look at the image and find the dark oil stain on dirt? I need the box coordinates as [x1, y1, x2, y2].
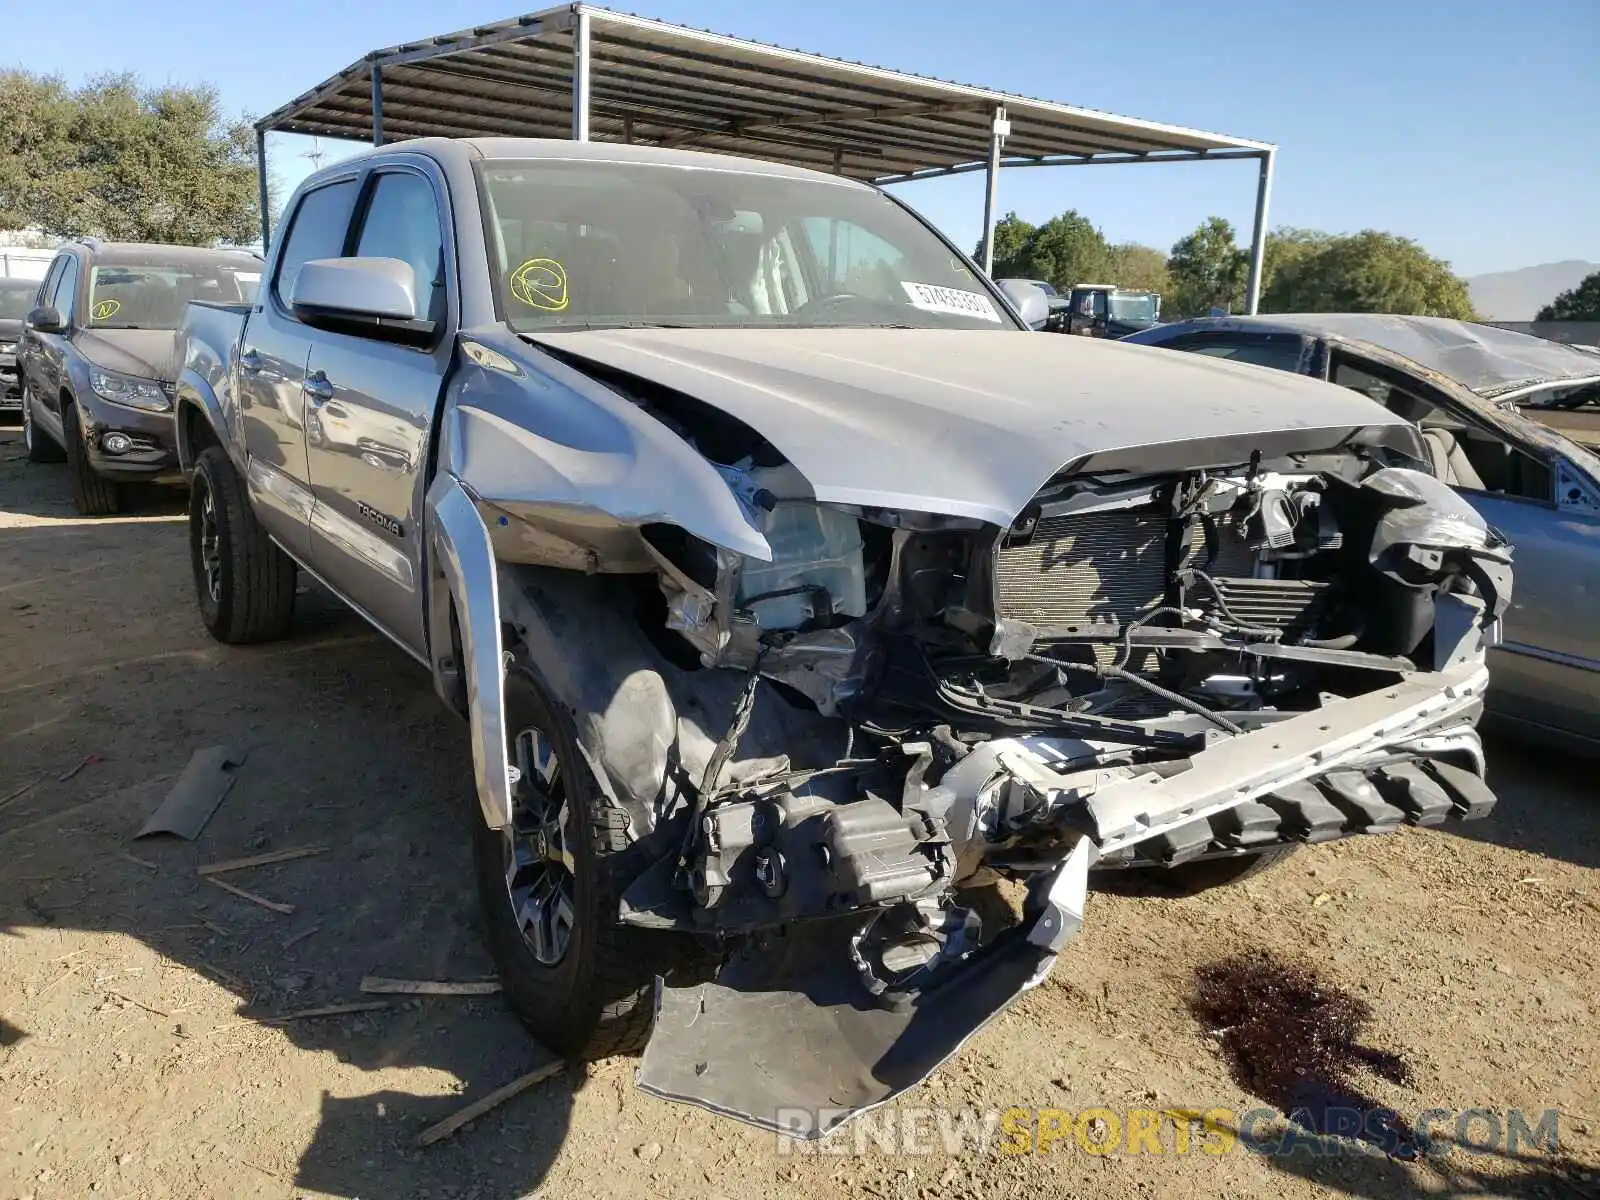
[1189, 949, 1419, 1157]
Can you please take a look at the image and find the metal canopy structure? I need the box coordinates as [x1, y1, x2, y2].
[256, 4, 1278, 311]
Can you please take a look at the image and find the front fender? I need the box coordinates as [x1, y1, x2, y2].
[441, 330, 771, 566]
[173, 368, 232, 475]
[425, 472, 511, 831]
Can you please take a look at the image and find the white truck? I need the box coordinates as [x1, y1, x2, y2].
[174, 136, 1511, 1137]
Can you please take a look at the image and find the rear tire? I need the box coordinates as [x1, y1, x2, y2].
[62, 404, 122, 515]
[473, 660, 674, 1060]
[1125, 845, 1299, 895]
[190, 445, 296, 643]
[22, 386, 65, 464]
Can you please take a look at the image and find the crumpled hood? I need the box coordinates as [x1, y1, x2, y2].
[533, 327, 1418, 526]
[75, 329, 182, 383]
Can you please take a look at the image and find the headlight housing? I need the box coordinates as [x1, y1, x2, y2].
[89, 367, 171, 412]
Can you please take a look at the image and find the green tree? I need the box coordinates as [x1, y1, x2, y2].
[981, 212, 1037, 276]
[1535, 271, 1600, 321]
[1103, 242, 1170, 295]
[1024, 211, 1109, 291]
[981, 209, 1108, 291]
[1167, 216, 1248, 317]
[0, 71, 260, 245]
[1261, 227, 1333, 297]
[1261, 230, 1476, 317]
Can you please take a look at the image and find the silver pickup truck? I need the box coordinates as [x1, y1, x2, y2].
[175, 137, 1512, 1138]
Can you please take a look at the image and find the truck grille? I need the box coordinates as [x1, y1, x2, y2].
[995, 509, 1326, 638]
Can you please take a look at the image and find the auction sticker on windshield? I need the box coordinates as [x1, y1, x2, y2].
[900, 282, 1002, 323]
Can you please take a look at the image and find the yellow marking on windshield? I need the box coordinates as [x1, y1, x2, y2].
[509, 258, 569, 311]
[91, 299, 121, 320]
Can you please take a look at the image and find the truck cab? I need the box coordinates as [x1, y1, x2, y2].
[1066, 283, 1161, 337]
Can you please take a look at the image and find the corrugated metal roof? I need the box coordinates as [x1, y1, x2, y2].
[256, 4, 1271, 182]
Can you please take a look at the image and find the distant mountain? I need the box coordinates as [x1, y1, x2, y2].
[1465, 260, 1599, 321]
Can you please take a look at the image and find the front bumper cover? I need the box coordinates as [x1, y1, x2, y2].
[638, 661, 1492, 1138]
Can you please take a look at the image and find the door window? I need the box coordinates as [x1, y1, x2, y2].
[1332, 356, 1552, 501]
[352, 171, 446, 325]
[273, 179, 359, 308]
[1171, 332, 1308, 374]
[34, 258, 64, 311]
[49, 257, 80, 323]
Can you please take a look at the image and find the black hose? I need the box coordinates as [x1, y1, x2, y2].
[1101, 666, 1245, 734]
[1298, 611, 1367, 651]
[1025, 650, 1244, 735]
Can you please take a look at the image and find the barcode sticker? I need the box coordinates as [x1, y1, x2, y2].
[900, 282, 1002, 323]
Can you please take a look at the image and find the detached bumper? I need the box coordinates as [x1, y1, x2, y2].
[0, 359, 18, 405]
[638, 662, 1494, 1138]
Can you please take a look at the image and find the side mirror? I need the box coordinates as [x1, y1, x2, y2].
[291, 257, 433, 343]
[27, 305, 66, 334]
[996, 279, 1051, 330]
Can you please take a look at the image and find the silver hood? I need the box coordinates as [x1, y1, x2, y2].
[534, 328, 1420, 527]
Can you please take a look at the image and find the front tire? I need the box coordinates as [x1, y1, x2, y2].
[62, 404, 122, 515]
[473, 661, 670, 1060]
[22, 386, 65, 464]
[189, 445, 296, 643]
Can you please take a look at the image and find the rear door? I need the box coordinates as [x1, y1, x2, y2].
[302, 163, 453, 656]
[241, 176, 361, 556]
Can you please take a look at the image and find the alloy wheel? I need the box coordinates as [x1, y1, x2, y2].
[196, 475, 222, 604]
[503, 724, 578, 967]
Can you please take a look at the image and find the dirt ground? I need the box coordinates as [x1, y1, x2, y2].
[1, 423, 1597, 1200]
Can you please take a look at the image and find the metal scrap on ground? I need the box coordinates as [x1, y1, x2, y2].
[416, 1060, 566, 1147]
[135, 746, 247, 840]
[360, 977, 503, 996]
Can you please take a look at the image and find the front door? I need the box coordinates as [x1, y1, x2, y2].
[302, 166, 452, 656]
[240, 175, 362, 557]
[27, 255, 78, 442]
[1468, 476, 1600, 744]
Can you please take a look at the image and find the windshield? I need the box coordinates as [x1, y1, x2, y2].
[1109, 292, 1159, 323]
[0, 281, 35, 320]
[478, 159, 1015, 332]
[87, 263, 260, 329]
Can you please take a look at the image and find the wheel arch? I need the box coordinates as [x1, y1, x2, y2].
[174, 369, 233, 477]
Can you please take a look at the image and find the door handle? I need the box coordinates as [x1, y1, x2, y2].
[303, 370, 335, 404]
[239, 349, 263, 374]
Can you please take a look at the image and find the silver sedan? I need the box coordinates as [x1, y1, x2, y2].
[1124, 314, 1600, 754]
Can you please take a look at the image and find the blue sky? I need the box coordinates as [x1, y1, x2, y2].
[7, 0, 1597, 274]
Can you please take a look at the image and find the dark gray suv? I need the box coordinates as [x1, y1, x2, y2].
[0, 277, 34, 411]
[18, 239, 261, 514]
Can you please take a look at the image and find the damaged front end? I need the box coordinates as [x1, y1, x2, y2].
[432, 362, 1511, 1139]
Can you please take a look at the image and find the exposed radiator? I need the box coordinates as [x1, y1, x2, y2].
[995, 510, 1184, 632]
[994, 508, 1325, 637]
